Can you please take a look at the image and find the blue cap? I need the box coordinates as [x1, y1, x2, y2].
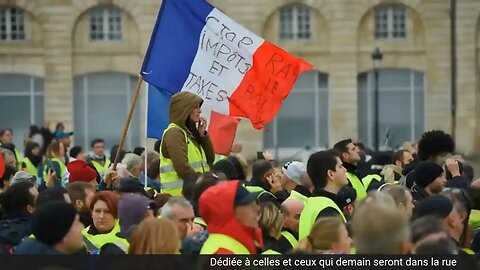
[54, 131, 73, 140]
[235, 185, 259, 206]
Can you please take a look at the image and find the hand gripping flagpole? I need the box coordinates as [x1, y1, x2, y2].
[113, 74, 144, 170]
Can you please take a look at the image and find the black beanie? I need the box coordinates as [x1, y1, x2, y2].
[414, 161, 444, 188]
[32, 201, 77, 246]
[413, 195, 453, 220]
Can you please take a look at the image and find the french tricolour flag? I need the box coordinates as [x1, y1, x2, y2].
[142, 0, 312, 154]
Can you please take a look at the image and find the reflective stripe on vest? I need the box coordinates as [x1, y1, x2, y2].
[361, 174, 382, 190]
[299, 196, 346, 240]
[160, 180, 183, 190]
[200, 233, 251, 254]
[346, 172, 367, 200]
[289, 190, 308, 203]
[43, 158, 66, 181]
[90, 159, 111, 176]
[244, 185, 277, 200]
[22, 157, 38, 177]
[160, 123, 209, 196]
[81, 220, 129, 253]
[160, 161, 206, 173]
[281, 230, 298, 249]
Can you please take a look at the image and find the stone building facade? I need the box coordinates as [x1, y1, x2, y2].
[0, 0, 479, 160]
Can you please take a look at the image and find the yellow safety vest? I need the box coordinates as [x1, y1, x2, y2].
[469, 210, 480, 230]
[289, 190, 308, 203]
[82, 220, 129, 253]
[262, 249, 281, 255]
[299, 196, 346, 240]
[462, 248, 475, 255]
[43, 157, 66, 181]
[90, 159, 111, 178]
[159, 123, 209, 196]
[280, 230, 298, 249]
[14, 150, 21, 170]
[244, 185, 277, 199]
[194, 217, 207, 227]
[346, 172, 367, 200]
[200, 233, 250, 254]
[361, 174, 382, 190]
[22, 157, 38, 177]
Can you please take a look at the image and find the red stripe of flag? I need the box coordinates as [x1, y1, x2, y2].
[229, 41, 312, 129]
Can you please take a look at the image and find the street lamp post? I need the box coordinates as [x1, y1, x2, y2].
[371, 47, 383, 152]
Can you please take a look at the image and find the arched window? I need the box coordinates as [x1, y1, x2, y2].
[74, 73, 140, 150]
[279, 5, 312, 41]
[358, 69, 424, 149]
[0, 6, 25, 41]
[89, 6, 122, 41]
[265, 71, 329, 159]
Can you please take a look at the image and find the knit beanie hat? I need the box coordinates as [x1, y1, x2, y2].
[414, 161, 444, 188]
[32, 201, 77, 245]
[413, 195, 453, 220]
[67, 160, 97, 183]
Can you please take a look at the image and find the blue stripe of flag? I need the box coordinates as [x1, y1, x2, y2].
[141, 0, 214, 93]
[147, 84, 172, 139]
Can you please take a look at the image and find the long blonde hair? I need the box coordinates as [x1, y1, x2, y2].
[297, 217, 344, 252]
[128, 218, 180, 254]
[258, 202, 283, 239]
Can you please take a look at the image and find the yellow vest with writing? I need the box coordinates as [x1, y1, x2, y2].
[299, 196, 346, 240]
[22, 157, 38, 177]
[82, 220, 129, 253]
[200, 233, 251, 254]
[346, 172, 367, 200]
[159, 123, 209, 196]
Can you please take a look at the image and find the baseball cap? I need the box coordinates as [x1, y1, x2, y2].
[282, 161, 306, 185]
[11, 171, 37, 186]
[337, 186, 357, 209]
[54, 131, 73, 140]
[234, 185, 259, 207]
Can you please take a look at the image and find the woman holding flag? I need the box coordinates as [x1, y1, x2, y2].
[159, 92, 215, 196]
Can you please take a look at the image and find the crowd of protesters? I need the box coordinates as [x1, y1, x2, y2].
[0, 92, 479, 259]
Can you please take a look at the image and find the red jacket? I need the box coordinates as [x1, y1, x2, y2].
[199, 181, 263, 254]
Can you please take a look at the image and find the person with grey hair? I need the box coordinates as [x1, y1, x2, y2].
[352, 199, 411, 254]
[161, 197, 195, 239]
[2, 148, 17, 169]
[121, 153, 143, 178]
[161, 197, 203, 254]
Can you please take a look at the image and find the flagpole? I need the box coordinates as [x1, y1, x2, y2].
[144, 84, 149, 189]
[113, 74, 143, 170]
